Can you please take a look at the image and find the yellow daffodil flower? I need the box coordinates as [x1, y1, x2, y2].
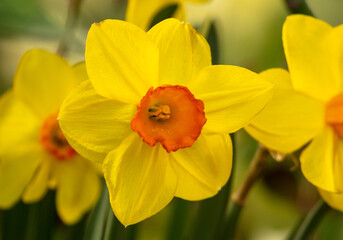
[0, 49, 101, 225]
[245, 68, 324, 154]
[126, 0, 209, 30]
[245, 15, 343, 210]
[58, 18, 273, 226]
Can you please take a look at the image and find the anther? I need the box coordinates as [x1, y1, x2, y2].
[40, 112, 76, 160]
[148, 104, 171, 120]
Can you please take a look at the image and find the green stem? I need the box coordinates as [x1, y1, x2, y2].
[102, 206, 138, 240]
[148, 4, 178, 30]
[221, 145, 269, 240]
[25, 191, 55, 240]
[232, 145, 269, 206]
[284, 0, 313, 15]
[57, 0, 83, 56]
[291, 200, 330, 240]
[66, 215, 88, 240]
[187, 133, 235, 240]
[1, 202, 29, 240]
[125, 225, 138, 240]
[0, 210, 2, 240]
[220, 201, 242, 240]
[103, 209, 116, 240]
[165, 198, 192, 240]
[84, 184, 109, 240]
[205, 22, 219, 65]
[215, 133, 236, 233]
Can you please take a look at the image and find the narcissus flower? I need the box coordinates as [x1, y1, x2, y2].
[245, 15, 343, 204]
[0, 49, 101, 225]
[126, 0, 209, 30]
[245, 68, 323, 155]
[58, 18, 272, 226]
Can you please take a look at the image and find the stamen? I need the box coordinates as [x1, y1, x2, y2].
[40, 112, 76, 160]
[148, 104, 171, 120]
[131, 85, 206, 152]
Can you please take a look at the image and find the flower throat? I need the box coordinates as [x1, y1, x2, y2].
[326, 92, 343, 138]
[131, 85, 207, 153]
[40, 112, 76, 160]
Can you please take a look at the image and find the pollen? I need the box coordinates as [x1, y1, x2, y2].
[40, 112, 76, 160]
[131, 85, 207, 152]
[148, 104, 171, 120]
[326, 92, 343, 138]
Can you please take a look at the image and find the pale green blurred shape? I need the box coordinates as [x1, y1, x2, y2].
[307, 0, 343, 26]
[186, 0, 288, 71]
[187, 0, 343, 72]
[0, 0, 126, 91]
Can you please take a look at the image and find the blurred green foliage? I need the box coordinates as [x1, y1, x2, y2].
[0, 0, 60, 37]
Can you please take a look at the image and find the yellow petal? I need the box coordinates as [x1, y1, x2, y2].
[331, 25, 343, 91]
[59, 80, 135, 163]
[55, 156, 101, 225]
[22, 157, 51, 203]
[170, 133, 232, 200]
[72, 62, 88, 84]
[85, 20, 159, 103]
[14, 49, 78, 118]
[300, 126, 340, 192]
[318, 188, 343, 212]
[103, 134, 177, 226]
[0, 90, 40, 153]
[283, 15, 341, 101]
[0, 144, 44, 208]
[190, 65, 273, 133]
[126, 0, 181, 30]
[245, 68, 325, 153]
[148, 18, 211, 85]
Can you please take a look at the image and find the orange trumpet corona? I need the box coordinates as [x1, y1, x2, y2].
[40, 112, 76, 160]
[131, 85, 207, 152]
[326, 93, 343, 138]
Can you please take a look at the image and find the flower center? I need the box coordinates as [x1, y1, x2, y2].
[148, 104, 171, 120]
[326, 92, 343, 138]
[131, 85, 207, 152]
[40, 112, 76, 160]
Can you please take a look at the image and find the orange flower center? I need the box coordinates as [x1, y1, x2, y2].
[40, 112, 76, 160]
[131, 85, 207, 152]
[326, 92, 343, 138]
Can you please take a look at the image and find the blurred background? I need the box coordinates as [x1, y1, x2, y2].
[1, 0, 343, 239]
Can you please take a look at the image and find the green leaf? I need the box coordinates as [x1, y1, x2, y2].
[148, 4, 178, 30]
